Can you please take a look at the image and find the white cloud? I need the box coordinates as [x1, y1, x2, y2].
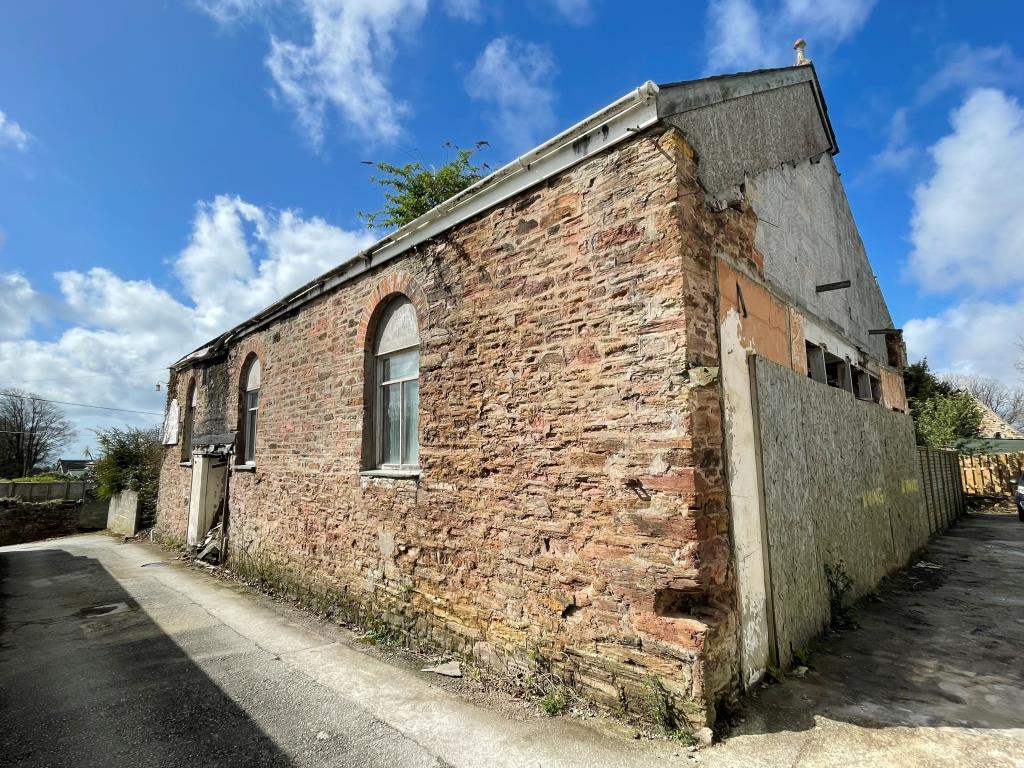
[705, 0, 769, 73]
[442, 0, 482, 21]
[0, 198, 373, 452]
[466, 37, 557, 152]
[176, 195, 374, 331]
[0, 110, 29, 152]
[782, 0, 875, 42]
[204, 0, 426, 147]
[0, 273, 42, 339]
[547, 0, 594, 26]
[906, 89, 1024, 294]
[904, 296, 1024, 387]
[902, 88, 1024, 387]
[194, 0, 268, 24]
[917, 44, 1024, 105]
[703, 0, 875, 72]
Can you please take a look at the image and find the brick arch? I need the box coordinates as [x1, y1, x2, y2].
[357, 271, 429, 353]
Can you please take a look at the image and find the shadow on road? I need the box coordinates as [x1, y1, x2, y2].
[0, 548, 292, 767]
[733, 512, 1024, 735]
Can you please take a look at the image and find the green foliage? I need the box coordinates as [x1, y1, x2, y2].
[915, 391, 982, 448]
[642, 675, 690, 739]
[358, 142, 489, 230]
[1, 473, 67, 483]
[824, 560, 858, 630]
[87, 427, 162, 507]
[905, 359, 981, 447]
[540, 687, 568, 716]
[361, 621, 404, 648]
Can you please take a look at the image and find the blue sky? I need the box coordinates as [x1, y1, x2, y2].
[1, 0, 1022, 454]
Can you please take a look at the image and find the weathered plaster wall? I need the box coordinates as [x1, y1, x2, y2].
[745, 157, 894, 363]
[157, 129, 758, 724]
[753, 356, 929, 667]
[662, 77, 831, 203]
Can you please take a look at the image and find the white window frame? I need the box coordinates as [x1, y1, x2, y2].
[375, 343, 419, 470]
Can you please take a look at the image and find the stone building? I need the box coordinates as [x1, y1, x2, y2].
[156, 64, 929, 726]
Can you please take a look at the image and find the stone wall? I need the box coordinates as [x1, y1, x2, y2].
[0, 499, 80, 547]
[157, 129, 759, 724]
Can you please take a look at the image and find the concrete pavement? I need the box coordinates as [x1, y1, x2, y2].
[2, 512, 1022, 767]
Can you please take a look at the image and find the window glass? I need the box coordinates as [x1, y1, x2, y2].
[244, 388, 259, 463]
[402, 380, 419, 465]
[382, 349, 418, 381]
[381, 384, 401, 465]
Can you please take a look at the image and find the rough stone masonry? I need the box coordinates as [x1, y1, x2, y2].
[158, 127, 753, 725]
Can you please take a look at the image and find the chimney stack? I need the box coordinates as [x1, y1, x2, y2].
[794, 38, 810, 66]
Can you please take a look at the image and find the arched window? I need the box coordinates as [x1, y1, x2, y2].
[181, 380, 197, 463]
[240, 357, 261, 465]
[374, 297, 419, 468]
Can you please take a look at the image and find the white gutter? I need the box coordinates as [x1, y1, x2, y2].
[174, 81, 660, 368]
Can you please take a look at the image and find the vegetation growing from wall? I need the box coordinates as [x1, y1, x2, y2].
[87, 427, 162, 514]
[904, 360, 982, 447]
[358, 142, 488, 230]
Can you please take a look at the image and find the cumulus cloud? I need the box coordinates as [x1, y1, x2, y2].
[0, 110, 29, 152]
[904, 297, 1024, 387]
[903, 88, 1024, 386]
[703, 0, 875, 72]
[465, 37, 557, 152]
[0, 273, 43, 339]
[0, 198, 373, 451]
[906, 89, 1024, 294]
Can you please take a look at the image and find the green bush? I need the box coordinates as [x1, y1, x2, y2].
[87, 427, 162, 510]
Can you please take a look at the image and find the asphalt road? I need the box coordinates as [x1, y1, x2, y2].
[0, 535, 679, 768]
[0, 543, 445, 768]
[3, 515, 1022, 768]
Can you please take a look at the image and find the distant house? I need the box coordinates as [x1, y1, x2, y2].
[975, 398, 1024, 440]
[56, 458, 92, 478]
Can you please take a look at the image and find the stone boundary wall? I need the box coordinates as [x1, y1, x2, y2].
[0, 499, 81, 547]
[752, 356, 931, 667]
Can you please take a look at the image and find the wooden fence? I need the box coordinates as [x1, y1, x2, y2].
[917, 447, 965, 533]
[959, 452, 1024, 497]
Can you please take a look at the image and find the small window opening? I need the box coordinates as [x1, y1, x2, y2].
[181, 381, 197, 463]
[853, 367, 873, 401]
[824, 352, 853, 393]
[805, 342, 827, 384]
[240, 357, 261, 465]
[374, 298, 420, 469]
